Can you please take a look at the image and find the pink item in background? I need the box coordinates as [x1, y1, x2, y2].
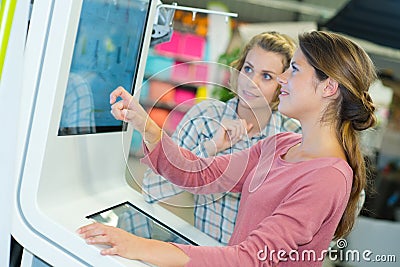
[171, 61, 190, 83]
[171, 62, 208, 84]
[174, 88, 195, 105]
[167, 109, 186, 131]
[155, 32, 206, 61]
[194, 63, 208, 83]
[154, 31, 181, 57]
[180, 33, 206, 61]
[148, 80, 175, 103]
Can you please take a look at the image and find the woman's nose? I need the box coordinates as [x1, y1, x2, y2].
[250, 73, 261, 87]
[276, 72, 287, 85]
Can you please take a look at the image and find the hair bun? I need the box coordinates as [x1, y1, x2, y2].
[341, 89, 377, 131]
[353, 91, 376, 130]
[351, 112, 376, 131]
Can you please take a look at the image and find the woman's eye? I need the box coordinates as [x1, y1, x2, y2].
[243, 66, 252, 73]
[263, 73, 272, 80]
[291, 65, 299, 73]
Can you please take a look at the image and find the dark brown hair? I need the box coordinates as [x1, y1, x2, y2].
[299, 31, 377, 238]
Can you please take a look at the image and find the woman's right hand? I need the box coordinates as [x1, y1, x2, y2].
[209, 119, 253, 154]
[110, 86, 162, 147]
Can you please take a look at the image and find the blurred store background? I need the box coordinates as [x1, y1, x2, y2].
[125, 1, 400, 266]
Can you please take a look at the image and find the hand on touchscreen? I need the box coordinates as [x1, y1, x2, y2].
[109, 86, 148, 132]
[110, 86, 162, 150]
[77, 222, 143, 259]
[77, 222, 190, 266]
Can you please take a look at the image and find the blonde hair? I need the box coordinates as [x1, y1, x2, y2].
[230, 31, 296, 110]
[299, 31, 377, 238]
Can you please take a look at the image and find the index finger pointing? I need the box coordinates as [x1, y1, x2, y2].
[110, 86, 132, 104]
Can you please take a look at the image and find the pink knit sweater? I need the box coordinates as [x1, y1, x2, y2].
[141, 132, 353, 266]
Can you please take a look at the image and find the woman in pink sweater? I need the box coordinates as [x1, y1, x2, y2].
[78, 31, 377, 266]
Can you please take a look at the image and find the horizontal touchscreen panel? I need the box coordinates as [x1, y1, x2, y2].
[87, 202, 197, 245]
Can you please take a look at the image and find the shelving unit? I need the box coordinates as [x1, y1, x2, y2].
[130, 11, 211, 156]
[142, 34, 208, 129]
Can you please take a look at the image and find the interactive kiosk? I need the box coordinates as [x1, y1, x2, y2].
[12, 0, 229, 266]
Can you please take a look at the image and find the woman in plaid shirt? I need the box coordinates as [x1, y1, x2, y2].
[142, 31, 301, 245]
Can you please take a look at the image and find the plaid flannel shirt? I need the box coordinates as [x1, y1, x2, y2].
[59, 72, 96, 135]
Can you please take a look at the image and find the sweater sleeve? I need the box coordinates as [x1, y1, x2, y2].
[171, 166, 351, 267]
[141, 104, 215, 203]
[140, 133, 262, 194]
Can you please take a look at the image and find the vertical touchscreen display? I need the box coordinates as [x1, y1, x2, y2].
[59, 0, 151, 135]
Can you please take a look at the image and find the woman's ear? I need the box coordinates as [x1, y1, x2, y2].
[322, 78, 339, 98]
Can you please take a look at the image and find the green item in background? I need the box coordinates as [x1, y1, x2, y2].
[0, 0, 18, 81]
[211, 47, 240, 102]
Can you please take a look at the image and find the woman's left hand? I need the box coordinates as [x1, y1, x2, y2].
[212, 119, 253, 153]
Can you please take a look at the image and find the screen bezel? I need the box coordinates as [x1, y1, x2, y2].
[58, 0, 152, 136]
[86, 201, 198, 246]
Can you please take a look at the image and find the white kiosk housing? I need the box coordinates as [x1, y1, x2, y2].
[11, 0, 220, 266]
